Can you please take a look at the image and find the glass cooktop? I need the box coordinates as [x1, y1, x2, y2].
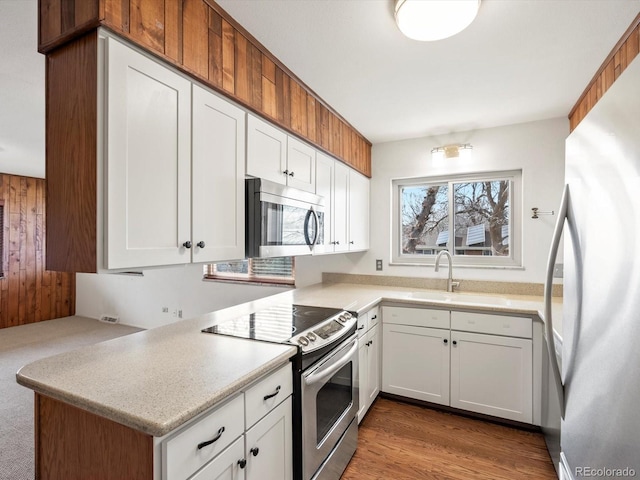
[202, 304, 345, 343]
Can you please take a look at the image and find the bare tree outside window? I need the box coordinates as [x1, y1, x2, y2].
[400, 177, 511, 258]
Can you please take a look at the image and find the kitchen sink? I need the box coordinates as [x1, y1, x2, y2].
[408, 291, 514, 307]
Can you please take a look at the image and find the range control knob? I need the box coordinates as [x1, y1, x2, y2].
[337, 315, 346, 324]
[297, 337, 309, 346]
[343, 312, 353, 320]
[307, 332, 317, 342]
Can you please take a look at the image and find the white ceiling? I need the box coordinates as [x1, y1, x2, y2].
[216, 0, 640, 143]
[0, 1, 638, 178]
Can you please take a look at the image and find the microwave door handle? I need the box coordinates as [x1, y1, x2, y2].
[544, 184, 568, 419]
[303, 207, 320, 250]
[310, 206, 320, 247]
[303, 338, 357, 386]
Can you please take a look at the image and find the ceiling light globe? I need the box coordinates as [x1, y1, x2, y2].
[395, 0, 481, 42]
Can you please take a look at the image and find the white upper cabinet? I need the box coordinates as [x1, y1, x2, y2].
[314, 152, 370, 254]
[246, 114, 287, 185]
[348, 169, 370, 251]
[286, 137, 316, 193]
[315, 152, 334, 253]
[105, 36, 192, 269]
[247, 114, 316, 194]
[332, 161, 350, 252]
[104, 36, 245, 270]
[191, 85, 246, 264]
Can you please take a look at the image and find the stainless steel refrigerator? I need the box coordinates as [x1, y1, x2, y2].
[544, 54, 640, 479]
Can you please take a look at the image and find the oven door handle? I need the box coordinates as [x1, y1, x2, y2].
[303, 338, 358, 387]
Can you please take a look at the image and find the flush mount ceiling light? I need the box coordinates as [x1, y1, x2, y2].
[394, 0, 481, 42]
[431, 143, 473, 161]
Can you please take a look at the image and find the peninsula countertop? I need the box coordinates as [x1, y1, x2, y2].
[16, 281, 562, 437]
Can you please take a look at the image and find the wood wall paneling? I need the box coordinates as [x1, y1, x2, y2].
[0, 174, 75, 329]
[40, 0, 371, 178]
[35, 394, 153, 480]
[569, 14, 640, 130]
[45, 31, 98, 273]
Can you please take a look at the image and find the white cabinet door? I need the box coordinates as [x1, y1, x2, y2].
[366, 323, 380, 408]
[190, 437, 246, 480]
[348, 170, 369, 251]
[357, 335, 368, 423]
[246, 114, 287, 185]
[192, 85, 246, 263]
[105, 37, 191, 269]
[286, 137, 316, 193]
[245, 396, 292, 480]
[382, 323, 450, 405]
[332, 161, 349, 252]
[315, 152, 334, 253]
[450, 331, 533, 423]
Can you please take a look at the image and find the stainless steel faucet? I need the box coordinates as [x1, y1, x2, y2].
[435, 251, 460, 292]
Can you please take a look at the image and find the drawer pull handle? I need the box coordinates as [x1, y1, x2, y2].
[263, 385, 281, 401]
[371, 315, 377, 320]
[238, 459, 247, 469]
[452, 340, 458, 346]
[250, 447, 260, 456]
[197, 426, 225, 450]
[357, 325, 365, 331]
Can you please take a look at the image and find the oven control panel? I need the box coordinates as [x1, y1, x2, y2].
[290, 311, 357, 353]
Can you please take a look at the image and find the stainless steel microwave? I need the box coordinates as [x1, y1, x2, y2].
[246, 178, 325, 258]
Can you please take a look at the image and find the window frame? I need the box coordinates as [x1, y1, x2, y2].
[204, 257, 295, 286]
[391, 170, 522, 268]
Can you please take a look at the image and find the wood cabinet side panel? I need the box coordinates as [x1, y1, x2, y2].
[35, 393, 153, 480]
[39, 0, 100, 52]
[45, 32, 98, 273]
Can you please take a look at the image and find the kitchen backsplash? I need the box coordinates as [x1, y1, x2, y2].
[322, 273, 563, 297]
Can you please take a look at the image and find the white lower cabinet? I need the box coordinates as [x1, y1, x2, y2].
[245, 397, 292, 480]
[382, 306, 535, 424]
[161, 364, 292, 480]
[382, 323, 450, 405]
[450, 330, 532, 423]
[190, 437, 245, 480]
[357, 306, 381, 423]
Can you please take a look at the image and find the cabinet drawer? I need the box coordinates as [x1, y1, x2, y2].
[163, 394, 244, 480]
[245, 363, 293, 429]
[451, 311, 532, 338]
[383, 306, 449, 329]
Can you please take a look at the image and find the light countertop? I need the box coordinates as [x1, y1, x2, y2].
[16, 281, 562, 437]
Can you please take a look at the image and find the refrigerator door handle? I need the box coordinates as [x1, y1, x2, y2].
[544, 184, 568, 419]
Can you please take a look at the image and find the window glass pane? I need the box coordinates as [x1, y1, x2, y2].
[205, 257, 295, 285]
[453, 180, 510, 257]
[400, 184, 448, 255]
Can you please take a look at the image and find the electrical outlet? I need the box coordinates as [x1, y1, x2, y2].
[162, 307, 169, 313]
[553, 263, 564, 278]
[178, 309, 183, 319]
[99, 314, 119, 324]
[376, 259, 383, 271]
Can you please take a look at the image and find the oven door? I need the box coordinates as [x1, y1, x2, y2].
[301, 335, 358, 480]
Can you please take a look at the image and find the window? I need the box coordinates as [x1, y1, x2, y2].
[204, 257, 295, 285]
[392, 170, 521, 267]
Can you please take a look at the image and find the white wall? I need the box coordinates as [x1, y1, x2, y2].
[76, 117, 567, 328]
[296, 117, 568, 286]
[76, 264, 290, 329]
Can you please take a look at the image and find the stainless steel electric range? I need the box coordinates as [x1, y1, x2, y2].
[202, 304, 359, 480]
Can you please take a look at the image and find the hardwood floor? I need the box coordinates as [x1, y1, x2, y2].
[342, 398, 557, 480]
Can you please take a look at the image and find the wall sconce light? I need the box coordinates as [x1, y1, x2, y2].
[431, 143, 473, 161]
[395, 0, 481, 42]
